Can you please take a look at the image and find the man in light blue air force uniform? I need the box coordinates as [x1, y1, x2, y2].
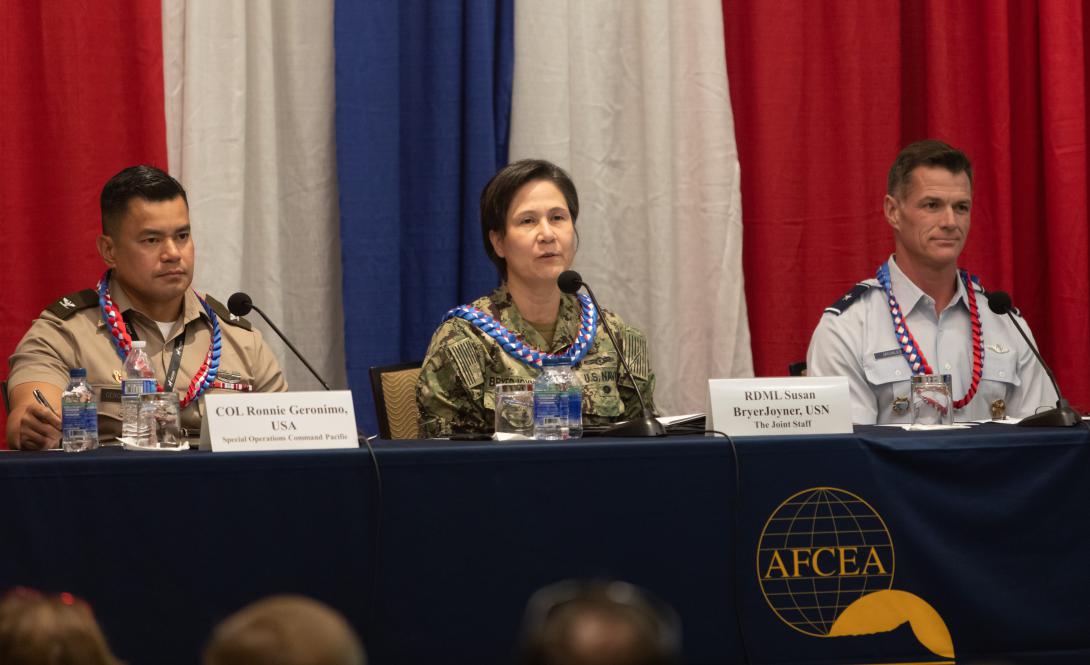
[806, 139, 1056, 424]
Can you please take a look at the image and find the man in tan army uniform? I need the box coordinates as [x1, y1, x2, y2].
[417, 283, 655, 438]
[6, 165, 286, 449]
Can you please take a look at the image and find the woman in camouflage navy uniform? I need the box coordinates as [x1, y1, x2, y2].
[416, 159, 656, 438]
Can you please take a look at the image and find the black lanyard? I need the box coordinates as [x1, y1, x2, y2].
[122, 312, 186, 393]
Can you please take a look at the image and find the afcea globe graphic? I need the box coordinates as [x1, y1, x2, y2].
[756, 487, 896, 637]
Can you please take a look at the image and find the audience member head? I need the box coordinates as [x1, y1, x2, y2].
[480, 159, 580, 279]
[100, 164, 188, 237]
[0, 587, 121, 665]
[204, 595, 366, 665]
[886, 139, 973, 200]
[519, 579, 681, 665]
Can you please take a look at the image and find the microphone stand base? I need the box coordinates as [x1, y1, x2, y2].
[1016, 405, 1082, 428]
[603, 416, 668, 438]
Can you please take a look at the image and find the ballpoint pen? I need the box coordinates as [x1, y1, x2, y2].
[33, 388, 58, 417]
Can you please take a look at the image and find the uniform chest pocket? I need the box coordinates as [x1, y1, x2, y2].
[583, 381, 623, 418]
[980, 351, 1019, 388]
[863, 353, 913, 388]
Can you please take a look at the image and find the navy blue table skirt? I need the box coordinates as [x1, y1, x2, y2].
[1, 425, 1088, 664]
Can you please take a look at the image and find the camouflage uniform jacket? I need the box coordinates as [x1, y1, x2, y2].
[416, 284, 656, 438]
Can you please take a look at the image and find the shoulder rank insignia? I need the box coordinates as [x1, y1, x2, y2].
[205, 295, 252, 330]
[825, 283, 872, 316]
[46, 289, 99, 319]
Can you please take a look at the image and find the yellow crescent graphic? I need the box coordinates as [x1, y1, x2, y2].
[828, 589, 954, 659]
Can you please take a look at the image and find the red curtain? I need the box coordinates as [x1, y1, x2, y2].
[724, 0, 1090, 409]
[0, 3, 167, 443]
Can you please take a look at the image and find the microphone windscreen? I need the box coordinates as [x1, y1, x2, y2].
[227, 292, 254, 317]
[557, 270, 584, 294]
[987, 290, 1013, 315]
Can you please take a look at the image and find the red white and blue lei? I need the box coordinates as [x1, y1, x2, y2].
[97, 269, 221, 408]
[443, 294, 598, 369]
[876, 263, 983, 410]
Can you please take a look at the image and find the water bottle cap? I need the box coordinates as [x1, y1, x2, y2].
[69, 367, 87, 378]
[541, 356, 571, 367]
[131, 340, 147, 349]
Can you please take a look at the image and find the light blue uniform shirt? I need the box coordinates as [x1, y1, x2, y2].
[807, 257, 1057, 424]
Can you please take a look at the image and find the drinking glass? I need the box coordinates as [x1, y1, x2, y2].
[911, 374, 953, 426]
[494, 383, 534, 439]
[138, 392, 182, 448]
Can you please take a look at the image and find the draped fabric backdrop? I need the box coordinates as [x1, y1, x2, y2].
[724, 0, 1090, 409]
[0, 2, 167, 442]
[162, 0, 346, 393]
[334, 0, 514, 433]
[510, 0, 753, 416]
[2, 0, 1088, 443]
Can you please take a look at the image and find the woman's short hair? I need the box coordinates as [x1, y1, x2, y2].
[480, 159, 579, 279]
[0, 588, 122, 665]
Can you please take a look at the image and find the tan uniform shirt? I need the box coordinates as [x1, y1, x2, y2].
[8, 280, 287, 439]
[416, 284, 656, 437]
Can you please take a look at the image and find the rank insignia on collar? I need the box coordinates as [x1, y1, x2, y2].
[892, 395, 910, 415]
[987, 343, 1010, 354]
[112, 370, 124, 384]
[991, 399, 1006, 420]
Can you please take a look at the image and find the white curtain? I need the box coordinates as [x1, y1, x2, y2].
[509, 0, 753, 415]
[161, 0, 345, 390]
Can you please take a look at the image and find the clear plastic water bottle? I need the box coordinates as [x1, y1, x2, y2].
[121, 340, 157, 444]
[61, 368, 99, 452]
[568, 366, 584, 440]
[533, 356, 572, 440]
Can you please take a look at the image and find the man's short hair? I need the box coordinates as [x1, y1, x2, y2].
[100, 164, 188, 237]
[886, 140, 973, 199]
[519, 580, 681, 665]
[480, 159, 580, 279]
[203, 595, 366, 665]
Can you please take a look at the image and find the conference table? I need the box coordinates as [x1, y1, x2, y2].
[2, 425, 1089, 665]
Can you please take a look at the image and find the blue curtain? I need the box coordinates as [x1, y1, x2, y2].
[334, 0, 513, 434]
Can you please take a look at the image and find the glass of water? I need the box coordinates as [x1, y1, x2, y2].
[911, 374, 953, 426]
[138, 392, 183, 448]
[494, 382, 534, 439]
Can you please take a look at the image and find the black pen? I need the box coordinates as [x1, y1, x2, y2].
[33, 389, 58, 417]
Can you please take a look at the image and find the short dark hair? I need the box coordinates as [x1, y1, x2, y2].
[519, 580, 681, 665]
[480, 159, 579, 279]
[100, 165, 188, 236]
[887, 140, 973, 198]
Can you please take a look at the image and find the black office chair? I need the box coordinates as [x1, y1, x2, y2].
[788, 361, 808, 377]
[368, 361, 424, 439]
[2, 379, 9, 415]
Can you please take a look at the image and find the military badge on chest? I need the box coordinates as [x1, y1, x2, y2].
[212, 369, 253, 392]
[891, 395, 910, 416]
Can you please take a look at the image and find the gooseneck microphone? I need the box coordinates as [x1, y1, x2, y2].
[227, 292, 332, 391]
[558, 270, 666, 437]
[986, 290, 1080, 427]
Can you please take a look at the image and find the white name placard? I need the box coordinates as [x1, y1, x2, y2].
[200, 391, 358, 452]
[707, 377, 852, 436]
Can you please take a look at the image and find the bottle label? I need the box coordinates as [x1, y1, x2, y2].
[122, 378, 156, 396]
[534, 391, 568, 426]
